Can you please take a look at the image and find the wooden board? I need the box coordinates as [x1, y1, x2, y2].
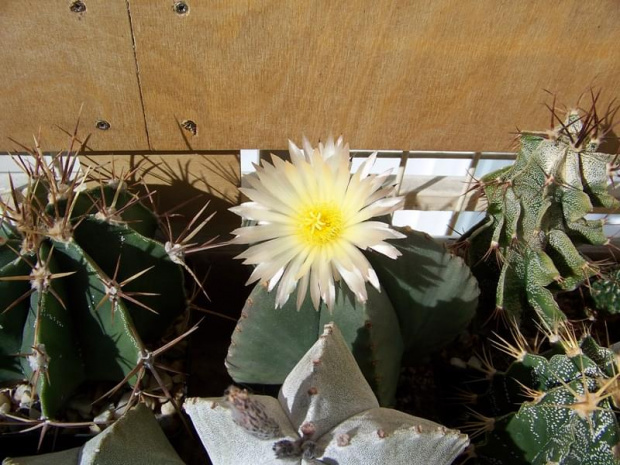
[0, 1, 147, 151]
[1, 1, 619, 152]
[130, 0, 620, 151]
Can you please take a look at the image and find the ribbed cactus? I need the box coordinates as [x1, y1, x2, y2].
[458, 102, 617, 326]
[186, 323, 469, 465]
[0, 145, 187, 419]
[4, 404, 184, 464]
[468, 326, 620, 464]
[225, 229, 479, 406]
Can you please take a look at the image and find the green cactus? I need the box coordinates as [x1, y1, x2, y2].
[225, 229, 479, 406]
[4, 404, 184, 465]
[0, 145, 188, 419]
[590, 267, 620, 315]
[457, 102, 618, 326]
[466, 326, 620, 464]
[187, 323, 469, 465]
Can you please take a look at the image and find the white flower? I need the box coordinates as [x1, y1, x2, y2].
[230, 136, 405, 310]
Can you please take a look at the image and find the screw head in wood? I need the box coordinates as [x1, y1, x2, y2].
[70, 1, 86, 13]
[173, 2, 189, 15]
[182, 119, 197, 135]
[95, 120, 111, 131]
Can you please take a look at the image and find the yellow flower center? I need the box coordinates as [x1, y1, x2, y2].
[297, 203, 343, 246]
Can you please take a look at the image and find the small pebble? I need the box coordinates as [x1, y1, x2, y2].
[160, 401, 176, 417]
[94, 408, 113, 425]
[0, 392, 11, 415]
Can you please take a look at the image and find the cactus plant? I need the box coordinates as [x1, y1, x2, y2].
[226, 136, 479, 406]
[226, 228, 479, 406]
[3, 404, 184, 465]
[590, 267, 620, 315]
[456, 100, 617, 326]
[0, 138, 189, 419]
[465, 324, 620, 464]
[186, 323, 469, 465]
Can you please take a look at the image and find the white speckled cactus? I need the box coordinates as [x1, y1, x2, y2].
[185, 323, 469, 465]
[457, 101, 618, 326]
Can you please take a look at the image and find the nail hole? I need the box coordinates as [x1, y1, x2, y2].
[173, 2, 189, 15]
[70, 1, 86, 13]
[95, 120, 110, 131]
[182, 120, 197, 135]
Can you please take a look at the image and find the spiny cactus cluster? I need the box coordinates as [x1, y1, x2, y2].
[0, 136, 192, 420]
[463, 323, 620, 464]
[457, 100, 618, 326]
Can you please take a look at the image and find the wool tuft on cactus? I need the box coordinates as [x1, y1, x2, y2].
[0, 133, 194, 420]
[456, 97, 618, 327]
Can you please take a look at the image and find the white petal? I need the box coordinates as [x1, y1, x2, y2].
[367, 267, 381, 290]
[357, 152, 377, 179]
[268, 267, 285, 292]
[230, 202, 292, 224]
[318, 250, 335, 310]
[237, 236, 300, 263]
[310, 264, 321, 310]
[350, 198, 404, 224]
[274, 252, 306, 306]
[242, 244, 302, 284]
[334, 260, 367, 302]
[288, 140, 305, 166]
[343, 222, 405, 249]
[296, 273, 310, 310]
[231, 224, 295, 244]
[302, 136, 314, 163]
[369, 243, 402, 259]
[337, 241, 374, 277]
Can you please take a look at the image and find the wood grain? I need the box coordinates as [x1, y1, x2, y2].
[2, 1, 619, 152]
[130, 0, 620, 151]
[0, 1, 147, 151]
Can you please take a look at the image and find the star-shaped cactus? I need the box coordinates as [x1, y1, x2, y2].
[184, 323, 469, 464]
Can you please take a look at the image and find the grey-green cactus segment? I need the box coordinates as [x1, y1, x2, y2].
[365, 228, 479, 358]
[189, 323, 469, 465]
[3, 404, 184, 465]
[0, 153, 187, 419]
[225, 281, 404, 407]
[226, 229, 479, 406]
[473, 335, 620, 464]
[458, 107, 617, 325]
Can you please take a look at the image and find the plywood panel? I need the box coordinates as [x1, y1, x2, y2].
[0, 1, 147, 151]
[80, 153, 241, 237]
[130, 0, 620, 151]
